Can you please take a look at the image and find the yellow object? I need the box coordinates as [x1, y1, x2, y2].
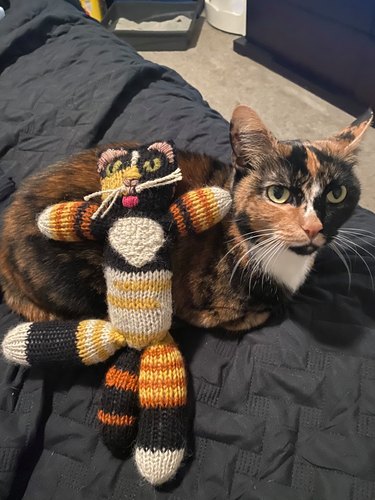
[80, 0, 105, 21]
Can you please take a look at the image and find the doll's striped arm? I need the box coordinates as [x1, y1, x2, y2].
[2, 320, 126, 367]
[37, 201, 102, 242]
[169, 187, 232, 236]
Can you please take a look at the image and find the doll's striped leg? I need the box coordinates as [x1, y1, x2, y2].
[135, 333, 188, 485]
[2, 320, 126, 366]
[99, 347, 140, 456]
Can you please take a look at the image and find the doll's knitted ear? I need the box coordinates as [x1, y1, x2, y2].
[97, 148, 128, 174]
[169, 187, 232, 236]
[147, 141, 175, 164]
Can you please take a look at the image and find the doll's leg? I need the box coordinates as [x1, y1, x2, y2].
[135, 333, 188, 485]
[99, 347, 140, 456]
[2, 319, 126, 366]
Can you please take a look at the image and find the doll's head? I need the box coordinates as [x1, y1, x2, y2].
[88, 142, 181, 218]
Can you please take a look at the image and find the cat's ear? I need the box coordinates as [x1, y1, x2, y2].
[323, 109, 373, 156]
[230, 105, 278, 168]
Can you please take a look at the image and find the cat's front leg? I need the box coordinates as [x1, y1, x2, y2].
[177, 305, 270, 332]
[220, 309, 270, 332]
[2, 319, 126, 366]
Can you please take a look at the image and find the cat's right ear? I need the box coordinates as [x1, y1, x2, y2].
[230, 105, 277, 168]
[324, 109, 373, 156]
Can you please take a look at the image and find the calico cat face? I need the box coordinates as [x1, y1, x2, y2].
[229, 105, 373, 292]
[96, 142, 178, 214]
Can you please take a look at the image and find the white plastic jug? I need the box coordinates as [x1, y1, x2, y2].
[205, 0, 246, 36]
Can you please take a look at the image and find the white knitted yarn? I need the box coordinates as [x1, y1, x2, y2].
[108, 217, 165, 268]
[2, 323, 32, 365]
[210, 187, 233, 219]
[37, 206, 55, 240]
[135, 448, 185, 485]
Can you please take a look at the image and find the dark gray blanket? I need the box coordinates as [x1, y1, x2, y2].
[1, 1, 375, 499]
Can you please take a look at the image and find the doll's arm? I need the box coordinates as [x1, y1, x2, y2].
[169, 187, 232, 236]
[2, 319, 126, 367]
[37, 201, 104, 242]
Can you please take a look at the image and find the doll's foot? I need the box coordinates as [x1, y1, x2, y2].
[135, 341, 187, 485]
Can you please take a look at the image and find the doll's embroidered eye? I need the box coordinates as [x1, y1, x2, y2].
[112, 160, 123, 173]
[143, 158, 161, 172]
[106, 160, 122, 176]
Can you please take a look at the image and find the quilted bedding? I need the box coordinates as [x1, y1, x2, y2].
[1, 1, 375, 499]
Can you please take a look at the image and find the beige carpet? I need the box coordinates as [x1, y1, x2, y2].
[141, 19, 375, 212]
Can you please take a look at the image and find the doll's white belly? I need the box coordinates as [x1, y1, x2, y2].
[108, 216, 165, 267]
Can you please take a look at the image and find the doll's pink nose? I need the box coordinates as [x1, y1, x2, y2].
[122, 196, 139, 208]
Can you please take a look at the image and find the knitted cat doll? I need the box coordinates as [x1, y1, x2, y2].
[2, 141, 232, 485]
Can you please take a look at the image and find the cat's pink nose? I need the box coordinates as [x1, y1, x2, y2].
[302, 220, 323, 240]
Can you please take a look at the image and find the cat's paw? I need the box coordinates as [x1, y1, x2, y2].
[222, 310, 270, 332]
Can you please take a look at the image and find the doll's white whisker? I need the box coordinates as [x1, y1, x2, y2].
[100, 192, 121, 219]
[85, 168, 182, 219]
[135, 168, 182, 192]
[84, 187, 121, 201]
[90, 188, 123, 219]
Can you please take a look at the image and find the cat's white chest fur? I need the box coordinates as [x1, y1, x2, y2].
[108, 217, 165, 267]
[262, 248, 316, 293]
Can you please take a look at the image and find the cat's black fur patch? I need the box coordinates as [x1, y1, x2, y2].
[236, 211, 255, 239]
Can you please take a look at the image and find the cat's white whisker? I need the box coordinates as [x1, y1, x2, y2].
[245, 237, 279, 291]
[220, 232, 276, 266]
[329, 241, 352, 291]
[239, 236, 277, 284]
[231, 226, 275, 235]
[225, 231, 275, 245]
[341, 228, 375, 237]
[335, 235, 375, 291]
[336, 234, 375, 262]
[262, 241, 286, 289]
[258, 240, 284, 290]
[230, 236, 278, 286]
[338, 230, 375, 251]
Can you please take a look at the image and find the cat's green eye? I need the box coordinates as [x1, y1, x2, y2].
[327, 186, 347, 204]
[106, 160, 122, 176]
[267, 185, 291, 204]
[143, 158, 161, 172]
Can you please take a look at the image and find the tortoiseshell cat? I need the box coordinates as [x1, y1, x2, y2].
[0, 106, 372, 331]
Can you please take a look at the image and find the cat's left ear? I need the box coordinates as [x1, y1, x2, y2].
[230, 105, 278, 168]
[324, 109, 373, 156]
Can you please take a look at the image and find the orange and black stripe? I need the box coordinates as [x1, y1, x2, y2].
[136, 341, 187, 454]
[73, 201, 102, 240]
[41, 201, 104, 242]
[169, 187, 229, 237]
[98, 347, 141, 456]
